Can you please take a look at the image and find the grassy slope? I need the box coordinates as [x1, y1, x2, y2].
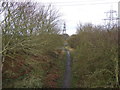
[2, 49, 67, 88]
[57, 50, 66, 88]
[67, 30, 118, 88]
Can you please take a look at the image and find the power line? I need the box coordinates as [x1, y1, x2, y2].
[43, 2, 118, 6]
[39, 0, 118, 4]
[44, 0, 113, 4]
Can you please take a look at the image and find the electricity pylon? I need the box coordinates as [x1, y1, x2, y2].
[104, 8, 118, 29]
[63, 22, 66, 34]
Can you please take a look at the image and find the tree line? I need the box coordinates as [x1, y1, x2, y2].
[67, 23, 119, 88]
[1, 1, 64, 88]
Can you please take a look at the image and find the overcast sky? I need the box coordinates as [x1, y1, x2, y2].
[4, 0, 120, 35]
[29, 0, 119, 35]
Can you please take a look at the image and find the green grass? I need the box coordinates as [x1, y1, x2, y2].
[57, 51, 66, 87]
[70, 50, 79, 88]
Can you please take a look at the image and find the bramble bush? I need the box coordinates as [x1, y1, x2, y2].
[1, 1, 64, 88]
[68, 23, 118, 88]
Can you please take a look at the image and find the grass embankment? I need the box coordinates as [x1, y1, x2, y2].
[42, 49, 66, 88]
[3, 49, 66, 88]
[3, 53, 44, 88]
[68, 27, 119, 88]
[57, 50, 67, 87]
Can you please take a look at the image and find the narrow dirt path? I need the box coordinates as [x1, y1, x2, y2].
[63, 49, 71, 88]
